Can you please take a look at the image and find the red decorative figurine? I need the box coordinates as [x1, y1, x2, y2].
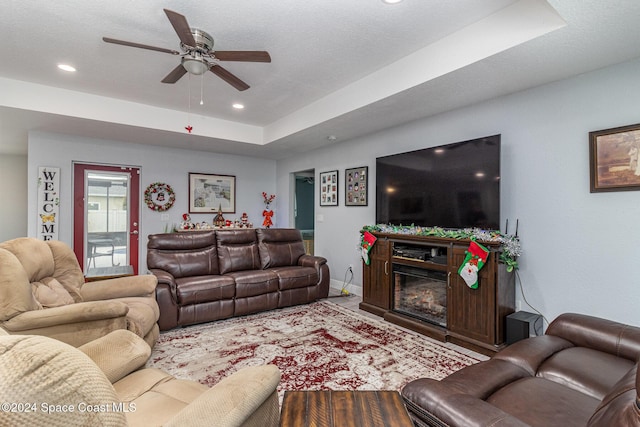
[262, 192, 276, 228]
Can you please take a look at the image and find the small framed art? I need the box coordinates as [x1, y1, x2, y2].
[589, 123, 640, 192]
[189, 173, 236, 213]
[345, 166, 368, 206]
[319, 170, 339, 206]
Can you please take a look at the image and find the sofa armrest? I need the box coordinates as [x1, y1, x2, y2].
[402, 379, 529, 427]
[149, 268, 177, 294]
[80, 274, 157, 301]
[298, 254, 327, 270]
[299, 255, 330, 299]
[78, 329, 151, 383]
[546, 313, 640, 361]
[1, 300, 128, 331]
[165, 365, 281, 427]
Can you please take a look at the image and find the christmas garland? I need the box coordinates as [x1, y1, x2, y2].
[361, 224, 521, 271]
[144, 182, 176, 212]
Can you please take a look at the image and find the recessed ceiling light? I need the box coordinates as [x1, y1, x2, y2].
[57, 64, 76, 72]
[232, 103, 244, 109]
[382, 0, 403, 4]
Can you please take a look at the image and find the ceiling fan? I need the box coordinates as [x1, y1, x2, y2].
[103, 9, 271, 91]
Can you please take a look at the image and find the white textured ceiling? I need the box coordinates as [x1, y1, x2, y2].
[1, 0, 640, 159]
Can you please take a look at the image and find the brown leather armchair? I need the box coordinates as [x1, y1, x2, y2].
[0, 237, 159, 347]
[402, 313, 640, 427]
[0, 328, 281, 426]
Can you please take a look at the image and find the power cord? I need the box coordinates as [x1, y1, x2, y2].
[515, 269, 549, 335]
[340, 266, 354, 296]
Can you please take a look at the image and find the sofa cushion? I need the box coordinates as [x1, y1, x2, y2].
[32, 277, 75, 308]
[0, 334, 127, 426]
[216, 230, 261, 274]
[487, 377, 600, 427]
[226, 270, 279, 297]
[268, 266, 319, 291]
[175, 275, 236, 304]
[546, 313, 640, 362]
[0, 248, 40, 321]
[0, 237, 55, 283]
[440, 358, 530, 400]
[47, 240, 85, 302]
[148, 231, 221, 278]
[537, 346, 635, 400]
[256, 228, 306, 268]
[113, 367, 208, 425]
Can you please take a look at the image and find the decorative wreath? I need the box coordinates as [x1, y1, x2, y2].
[144, 182, 175, 212]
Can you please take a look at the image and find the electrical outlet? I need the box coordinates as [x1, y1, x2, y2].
[516, 300, 522, 311]
[348, 264, 353, 272]
[161, 213, 169, 221]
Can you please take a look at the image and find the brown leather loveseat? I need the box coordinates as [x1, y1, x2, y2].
[402, 313, 640, 427]
[147, 228, 330, 330]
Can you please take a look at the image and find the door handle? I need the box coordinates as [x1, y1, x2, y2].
[131, 230, 139, 235]
[384, 261, 389, 276]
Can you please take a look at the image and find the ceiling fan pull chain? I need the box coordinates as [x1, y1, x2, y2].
[185, 73, 193, 133]
[200, 73, 204, 106]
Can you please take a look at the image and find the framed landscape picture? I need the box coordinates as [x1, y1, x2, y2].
[319, 170, 338, 206]
[345, 166, 368, 206]
[589, 123, 640, 192]
[189, 173, 236, 213]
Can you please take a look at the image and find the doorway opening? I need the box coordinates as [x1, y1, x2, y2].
[73, 163, 140, 275]
[294, 169, 315, 255]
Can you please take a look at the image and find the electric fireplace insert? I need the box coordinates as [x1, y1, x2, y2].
[392, 264, 447, 327]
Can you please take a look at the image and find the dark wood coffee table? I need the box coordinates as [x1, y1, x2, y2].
[279, 390, 413, 427]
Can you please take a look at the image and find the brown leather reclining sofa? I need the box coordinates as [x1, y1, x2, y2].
[402, 313, 640, 427]
[147, 228, 330, 330]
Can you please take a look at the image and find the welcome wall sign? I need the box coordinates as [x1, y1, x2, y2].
[37, 166, 60, 241]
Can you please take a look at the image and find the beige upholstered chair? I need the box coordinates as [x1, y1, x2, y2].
[0, 237, 159, 347]
[0, 328, 281, 427]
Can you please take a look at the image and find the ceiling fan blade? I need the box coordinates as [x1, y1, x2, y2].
[210, 65, 250, 91]
[164, 9, 196, 47]
[161, 64, 188, 84]
[215, 51, 272, 63]
[102, 37, 180, 55]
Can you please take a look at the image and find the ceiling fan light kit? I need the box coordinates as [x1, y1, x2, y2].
[182, 56, 209, 75]
[103, 9, 270, 90]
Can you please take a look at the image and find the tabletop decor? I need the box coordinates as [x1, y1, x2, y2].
[262, 192, 276, 228]
[362, 224, 521, 272]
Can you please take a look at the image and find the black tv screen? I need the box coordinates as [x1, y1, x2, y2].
[376, 135, 501, 230]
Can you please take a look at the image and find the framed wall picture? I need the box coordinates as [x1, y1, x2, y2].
[319, 170, 339, 206]
[589, 123, 640, 192]
[189, 173, 236, 213]
[345, 166, 368, 206]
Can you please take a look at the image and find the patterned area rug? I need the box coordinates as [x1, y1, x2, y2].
[147, 300, 481, 399]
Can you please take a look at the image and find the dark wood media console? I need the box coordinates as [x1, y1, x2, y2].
[360, 232, 515, 355]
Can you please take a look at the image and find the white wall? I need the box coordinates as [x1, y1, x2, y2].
[277, 57, 640, 327]
[27, 133, 276, 270]
[0, 154, 27, 241]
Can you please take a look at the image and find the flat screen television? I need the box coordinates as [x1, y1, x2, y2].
[376, 135, 501, 230]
